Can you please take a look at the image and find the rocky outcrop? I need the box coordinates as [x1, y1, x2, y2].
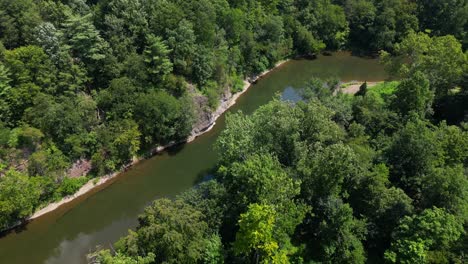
[190, 89, 214, 137]
[67, 159, 91, 178]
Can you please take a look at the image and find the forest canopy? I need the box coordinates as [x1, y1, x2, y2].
[89, 3, 466, 259]
[92, 66, 467, 263]
[0, 2, 467, 262]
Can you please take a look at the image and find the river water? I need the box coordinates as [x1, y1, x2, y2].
[0, 52, 387, 264]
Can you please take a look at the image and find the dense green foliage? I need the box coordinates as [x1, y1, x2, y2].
[93, 31, 467, 263]
[0, 170, 40, 227]
[0, 0, 351, 230]
[0, 0, 466, 252]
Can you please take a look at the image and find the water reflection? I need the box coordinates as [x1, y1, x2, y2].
[281, 86, 303, 103]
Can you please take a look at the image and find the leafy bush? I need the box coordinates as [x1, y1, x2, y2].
[368, 81, 399, 97]
[203, 81, 222, 110]
[54, 177, 88, 198]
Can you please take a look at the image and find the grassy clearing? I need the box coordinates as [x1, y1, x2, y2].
[368, 81, 399, 97]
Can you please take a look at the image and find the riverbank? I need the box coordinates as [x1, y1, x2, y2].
[341, 81, 380, 94]
[0, 52, 389, 264]
[27, 72, 381, 222]
[26, 59, 289, 221]
[187, 60, 288, 142]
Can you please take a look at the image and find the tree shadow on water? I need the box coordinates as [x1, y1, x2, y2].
[194, 165, 218, 186]
[0, 219, 31, 238]
[165, 142, 186, 156]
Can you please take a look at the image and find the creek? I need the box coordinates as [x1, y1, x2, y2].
[0, 52, 387, 264]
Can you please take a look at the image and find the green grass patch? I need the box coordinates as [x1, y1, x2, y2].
[368, 81, 399, 97]
[230, 74, 245, 93]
